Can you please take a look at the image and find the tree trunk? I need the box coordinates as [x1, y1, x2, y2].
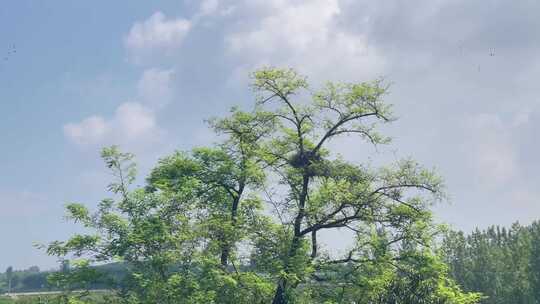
[271, 173, 310, 303]
[220, 247, 230, 267]
[220, 183, 244, 267]
[272, 283, 286, 304]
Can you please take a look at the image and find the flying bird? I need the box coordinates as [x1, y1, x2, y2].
[3, 44, 16, 61]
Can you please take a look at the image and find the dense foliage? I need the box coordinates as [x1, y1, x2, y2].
[45, 68, 480, 303]
[443, 221, 540, 304]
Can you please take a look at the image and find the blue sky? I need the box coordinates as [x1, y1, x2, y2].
[2, 0, 540, 271]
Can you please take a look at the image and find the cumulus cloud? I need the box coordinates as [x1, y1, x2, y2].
[194, 0, 236, 21]
[115, 102, 159, 139]
[124, 11, 191, 63]
[65, 12, 182, 154]
[64, 116, 108, 146]
[64, 66, 176, 149]
[200, 0, 220, 16]
[225, 0, 385, 82]
[64, 102, 162, 149]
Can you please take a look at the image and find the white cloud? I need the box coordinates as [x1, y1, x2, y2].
[64, 67, 176, 149]
[124, 11, 191, 63]
[137, 68, 175, 108]
[195, 0, 236, 19]
[200, 0, 220, 16]
[64, 116, 108, 145]
[115, 102, 158, 139]
[228, 0, 340, 53]
[225, 0, 385, 82]
[64, 102, 162, 149]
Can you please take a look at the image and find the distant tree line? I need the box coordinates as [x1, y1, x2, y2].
[0, 265, 43, 293]
[443, 221, 540, 304]
[0, 263, 126, 294]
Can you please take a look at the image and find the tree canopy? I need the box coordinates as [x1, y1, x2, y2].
[46, 67, 481, 304]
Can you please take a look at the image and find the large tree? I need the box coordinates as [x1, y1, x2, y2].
[247, 68, 479, 303]
[47, 67, 480, 304]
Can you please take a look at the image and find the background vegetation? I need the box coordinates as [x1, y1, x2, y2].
[444, 221, 540, 304]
